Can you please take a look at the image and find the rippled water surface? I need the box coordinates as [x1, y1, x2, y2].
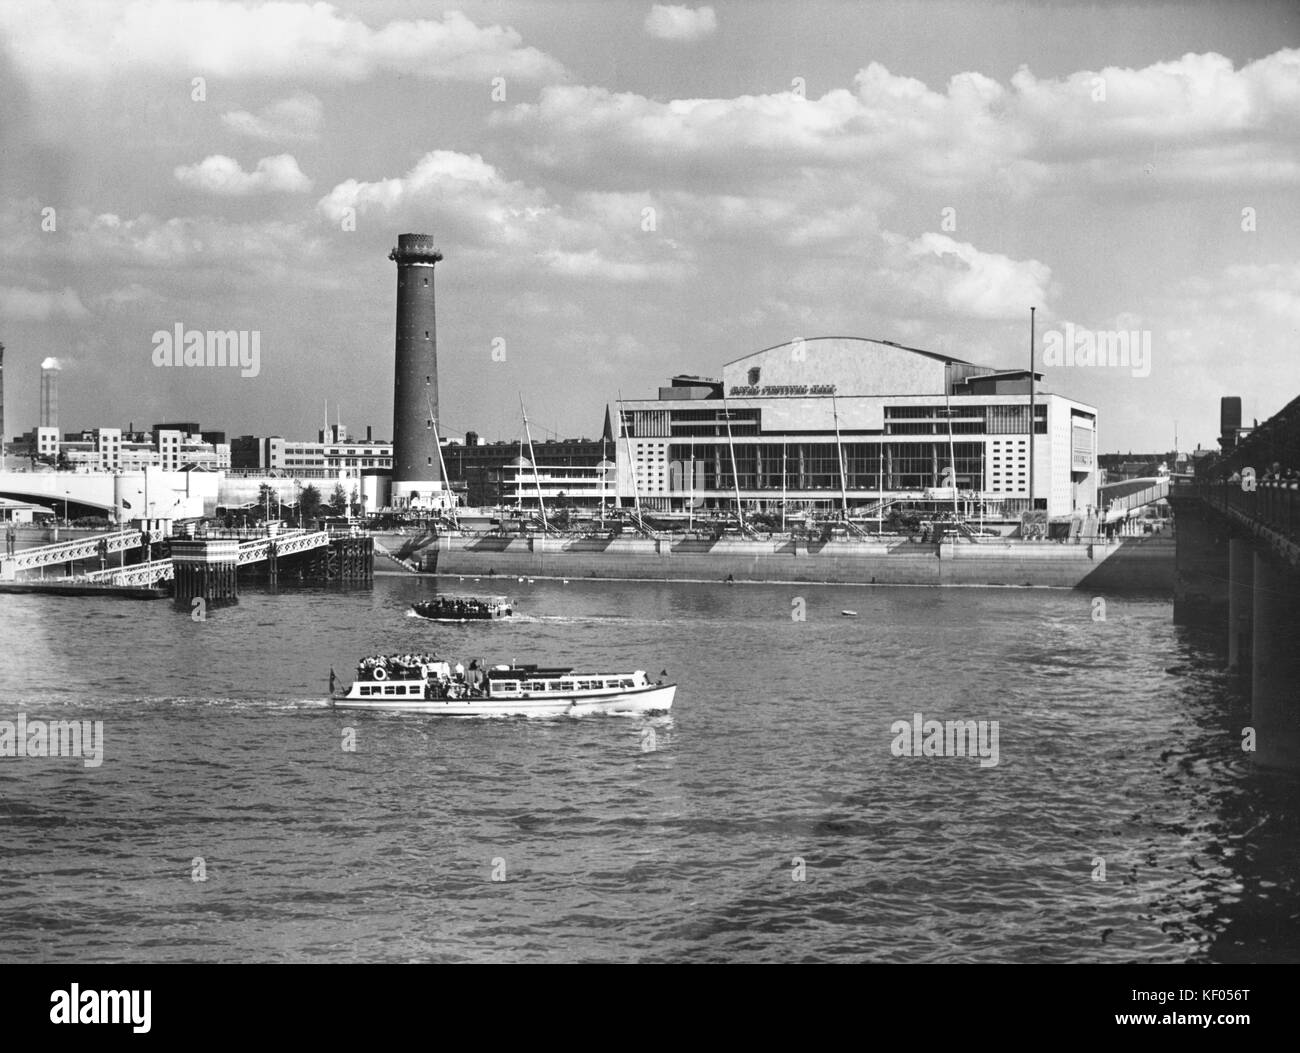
[1, 574, 1297, 962]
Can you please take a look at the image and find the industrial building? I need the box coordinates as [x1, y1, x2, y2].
[231, 425, 392, 476]
[614, 337, 1099, 521]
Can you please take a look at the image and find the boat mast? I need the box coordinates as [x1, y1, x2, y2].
[1029, 306, 1036, 519]
[781, 442, 787, 533]
[832, 394, 849, 521]
[617, 390, 643, 523]
[686, 431, 696, 533]
[944, 363, 958, 515]
[426, 394, 457, 529]
[519, 395, 549, 534]
[722, 395, 745, 530]
[877, 439, 884, 534]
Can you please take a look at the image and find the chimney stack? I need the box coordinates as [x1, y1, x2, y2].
[388, 233, 444, 509]
[39, 357, 60, 431]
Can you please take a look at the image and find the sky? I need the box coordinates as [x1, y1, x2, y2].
[0, 0, 1296, 452]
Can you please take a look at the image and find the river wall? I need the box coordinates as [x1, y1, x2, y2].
[416, 534, 1174, 591]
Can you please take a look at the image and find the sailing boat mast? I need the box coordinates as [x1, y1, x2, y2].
[616, 391, 643, 525]
[721, 395, 745, 531]
[519, 396, 548, 534]
[780, 442, 787, 533]
[944, 364, 958, 515]
[832, 394, 849, 521]
[426, 394, 457, 528]
[688, 435, 695, 533]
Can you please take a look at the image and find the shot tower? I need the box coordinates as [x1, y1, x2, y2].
[388, 233, 449, 510]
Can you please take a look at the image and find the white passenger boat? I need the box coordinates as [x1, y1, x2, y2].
[332, 654, 675, 716]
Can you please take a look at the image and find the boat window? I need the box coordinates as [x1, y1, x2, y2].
[548, 682, 564, 691]
[621, 679, 634, 688]
[359, 686, 371, 696]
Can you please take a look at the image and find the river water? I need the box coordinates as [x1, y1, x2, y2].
[1, 574, 1296, 963]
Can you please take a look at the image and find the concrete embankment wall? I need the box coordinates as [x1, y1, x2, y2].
[426, 535, 1174, 591]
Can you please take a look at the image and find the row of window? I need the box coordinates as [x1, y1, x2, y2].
[497, 678, 636, 693]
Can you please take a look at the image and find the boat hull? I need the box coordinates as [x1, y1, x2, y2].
[411, 613, 510, 623]
[333, 683, 675, 717]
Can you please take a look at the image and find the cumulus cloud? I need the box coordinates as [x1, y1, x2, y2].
[318, 151, 692, 283]
[174, 154, 312, 195]
[0, 285, 89, 321]
[222, 92, 323, 142]
[492, 50, 1300, 192]
[644, 4, 717, 41]
[881, 233, 1053, 320]
[0, 2, 567, 83]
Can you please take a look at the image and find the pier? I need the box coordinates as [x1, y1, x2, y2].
[0, 527, 372, 603]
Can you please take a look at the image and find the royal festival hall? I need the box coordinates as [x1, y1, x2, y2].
[614, 337, 1099, 525]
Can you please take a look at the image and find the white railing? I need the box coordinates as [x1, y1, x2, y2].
[77, 560, 174, 587]
[236, 530, 331, 565]
[0, 529, 165, 578]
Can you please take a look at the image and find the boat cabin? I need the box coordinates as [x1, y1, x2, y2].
[484, 666, 649, 697]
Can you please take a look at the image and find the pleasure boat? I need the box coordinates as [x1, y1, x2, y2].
[333, 654, 675, 716]
[412, 595, 512, 622]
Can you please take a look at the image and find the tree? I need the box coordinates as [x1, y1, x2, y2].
[257, 483, 276, 520]
[328, 483, 347, 516]
[299, 484, 323, 525]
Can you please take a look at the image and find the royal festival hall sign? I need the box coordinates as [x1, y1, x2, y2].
[728, 384, 837, 396]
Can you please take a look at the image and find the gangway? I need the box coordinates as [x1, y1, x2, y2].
[1102, 478, 1170, 524]
[0, 529, 166, 581]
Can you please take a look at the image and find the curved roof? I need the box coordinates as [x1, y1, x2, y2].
[724, 336, 979, 369]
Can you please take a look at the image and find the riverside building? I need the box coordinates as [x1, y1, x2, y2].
[613, 337, 1099, 521]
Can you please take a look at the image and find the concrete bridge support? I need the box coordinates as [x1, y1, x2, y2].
[1172, 499, 1228, 624]
[1227, 537, 1254, 674]
[1250, 553, 1300, 772]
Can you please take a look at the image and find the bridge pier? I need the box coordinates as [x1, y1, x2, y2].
[1227, 536, 1254, 674]
[1250, 553, 1300, 772]
[170, 539, 239, 608]
[1171, 498, 1228, 624]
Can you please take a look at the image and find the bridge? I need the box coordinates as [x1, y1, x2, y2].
[0, 528, 167, 580]
[0, 467, 219, 520]
[1168, 393, 1300, 772]
[1, 528, 339, 593]
[1100, 477, 1170, 524]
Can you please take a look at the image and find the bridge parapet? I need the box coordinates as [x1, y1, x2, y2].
[236, 530, 330, 565]
[1191, 480, 1300, 567]
[77, 560, 174, 587]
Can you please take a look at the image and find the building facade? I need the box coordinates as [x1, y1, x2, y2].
[615, 337, 1098, 520]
